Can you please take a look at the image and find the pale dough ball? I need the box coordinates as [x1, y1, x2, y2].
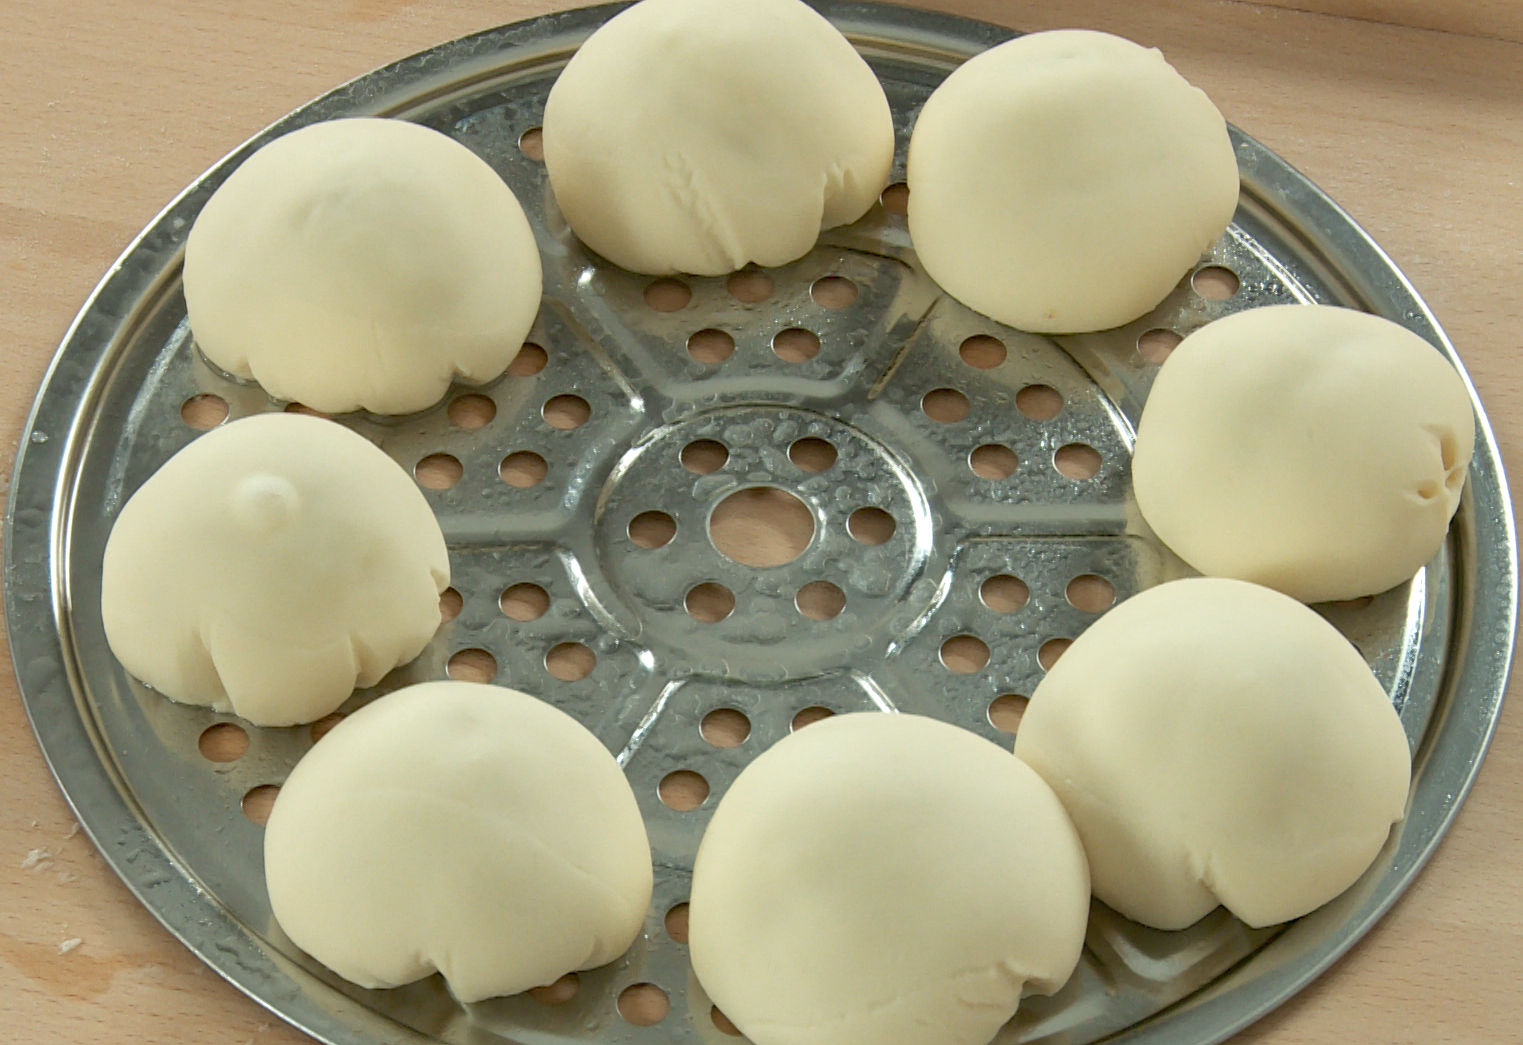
[542, 0, 894, 276]
[184, 118, 542, 415]
[264, 682, 653, 1002]
[1132, 304, 1475, 603]
[689, 712, 1089, 1045]
[101, 413, 448, 727]
[1014, 578, 1411, 930]
[907, 30, 1239, 332]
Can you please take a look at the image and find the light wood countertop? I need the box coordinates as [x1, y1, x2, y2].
[2, 2, 1520, 1043]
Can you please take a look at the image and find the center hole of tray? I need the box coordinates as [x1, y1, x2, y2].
[709, 486, 814, 568]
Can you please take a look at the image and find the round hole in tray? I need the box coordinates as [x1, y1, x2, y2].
[508, 342, 548, 377]
[198, 723, 247, 763]
[664, 902, 690, 944]
[447, 648, 497, 683]
[789, 437, 837, 472]
[710, 487, 814, 567]
[1193, 265, 1240, 300]
[1039, 637, 1073, 670]
[847, 506, 895, 545]
[180, 394, 228, 430]
[959, 335, 1006, 369]
[501, 582, 550, 621]
[727, 268, 773, 303]
[686, 582, 736, 622]
[773, 327, 821, 362]
[712, 1007, 743, 1036]
[546, 642, 595, 681]
[1054, 443, 1102, 480]
[618, 983, 670, 1026]
[989, 694, 1029, 734]
[811, 275, 858, 309]
[1067, 574, 1117, 613]
[682, 439, 729, 474]
[309, 713, 345, 745]
[543, 394, 590, 430]
[448, 393, 496, 430]
[629, 510, 677, 549]
[941, 634, 990, 674]
[701, 708, 751, 748]
[439, 587, 463, 624]
[1138, 328, 1183, 364]
[688, 328, 735, 364]
[644, 278, 691, 312]
[791, 706, 835, 731]
[1017, 384, 1064, 420]
[528, 972, 577, 1004]
[415, 453, 462, 490]
[1328, 595, 1377, 612]
[922, 387, 970, 423]
[659, 770, 709, 811]
[500, 451, 548, 488]
[241, 785, 280, 826]
[796, 580, 846, 620]
[981, 574, 1029, 613]
[970, 443, 1018, 480]
[517, 126, 544, 161]
[880, 181, 909, 216]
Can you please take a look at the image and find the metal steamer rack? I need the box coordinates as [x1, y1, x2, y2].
[4, 3, 1516, 1044]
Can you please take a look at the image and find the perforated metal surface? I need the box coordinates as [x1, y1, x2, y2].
[4, 4, 1515, 1045]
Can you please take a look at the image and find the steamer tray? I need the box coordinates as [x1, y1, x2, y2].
[5, 4, 1516, 1045]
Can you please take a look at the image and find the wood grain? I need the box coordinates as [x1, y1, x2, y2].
[2, 2, 1520, 1043]
[1242, 0, 1523, 42]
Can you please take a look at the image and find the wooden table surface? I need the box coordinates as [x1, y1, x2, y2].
[2, 1, 1520, 1043]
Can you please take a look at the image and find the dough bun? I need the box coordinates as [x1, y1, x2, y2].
[264, 681, 654, 1002]
[1014, 577, 1412, 930]
[690, 712, 1090, 1045]
[542, 0, 894, 275]
[907, 29, 1239, 332]
[184, 118, 542, 415]
[101, 412, 448, 726]
[1133, 304, 1474, 603]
